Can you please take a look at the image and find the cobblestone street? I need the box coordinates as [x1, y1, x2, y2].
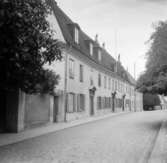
[0, 110, 167, 163]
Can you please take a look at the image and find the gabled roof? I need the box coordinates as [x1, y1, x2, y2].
[48, 0, 136, 85]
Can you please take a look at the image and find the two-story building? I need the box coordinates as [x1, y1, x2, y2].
[44, 0, 143, 122]
[0, 0, 143, 133]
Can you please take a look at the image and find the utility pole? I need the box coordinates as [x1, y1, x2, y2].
[114, 29, 118, 72]
[134, 62, 136, 80]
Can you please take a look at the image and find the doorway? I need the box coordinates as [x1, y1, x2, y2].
[89, 95, 94, 116]
[53, 96, 59, 122]
[112, 97, 115, 112]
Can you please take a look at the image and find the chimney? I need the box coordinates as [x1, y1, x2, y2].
[95, 34, 99, 43]
[102, 42, 105, 49]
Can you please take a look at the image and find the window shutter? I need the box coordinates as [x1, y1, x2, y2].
[66, 93, 69, 112]
[77, 94, 80, 112]
[97, 97, 99, 110]
[73, 94, 76, 112]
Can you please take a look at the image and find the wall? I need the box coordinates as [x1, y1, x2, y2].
[24, 94, 51, 128]
[135, 91, 143, 111]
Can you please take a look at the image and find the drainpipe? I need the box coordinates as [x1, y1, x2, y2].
[64, 44, 72, 122]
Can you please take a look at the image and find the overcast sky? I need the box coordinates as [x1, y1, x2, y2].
[56, 0, 167, 79]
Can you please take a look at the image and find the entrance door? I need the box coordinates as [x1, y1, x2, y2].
[112, 97, 115, 112]
[89, 95, 94, 116]
[53, 96, 59, 122]
[0, 92, 6, 133]
[122, 97, 125, 111]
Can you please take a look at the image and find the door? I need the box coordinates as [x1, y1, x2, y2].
[90, 95, 94, 116]
[112, 96, 115, 112]
[53, 96, 59, 122]
[122, 98, 125, 111]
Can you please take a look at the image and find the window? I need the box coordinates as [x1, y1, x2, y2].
[90, 68, 94, 85]
[74, 27, 79, 44]
[98, 73, 101, 87]
[108, 78, 111, 89]
[98, 50, 102, 61]
[89, 43, 93, 56]
[112, 79, 114, 91]
[77, 94, 85, 112]
[90, 76, 93, 86]
[109, 97, 112, 108]
[118, 81, 119, 91]
[69, 59, 75, 79]
[115, 80, 117, 91]
[97, 96, 102, 109]
[79, 64, 84, 82]
[105, 97, 107, 108]
[104, 76, 107, 89]
[67, 93, 75, 113]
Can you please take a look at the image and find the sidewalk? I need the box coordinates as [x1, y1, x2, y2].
[0, 112, 129, 147]
[149, 120, 167, 163]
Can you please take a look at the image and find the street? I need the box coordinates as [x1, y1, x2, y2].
[0, 110, 167, 163]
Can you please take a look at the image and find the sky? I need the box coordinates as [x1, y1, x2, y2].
[56, 0, 167, 79]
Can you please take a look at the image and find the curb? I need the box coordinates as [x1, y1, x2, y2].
[148, 120, 167, 163]
[0, 111, 130, 147]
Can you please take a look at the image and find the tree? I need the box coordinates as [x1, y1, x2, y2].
[143, 93, 161, 111]
[0, 0, 62, 94]
[137, 21, 167, 95]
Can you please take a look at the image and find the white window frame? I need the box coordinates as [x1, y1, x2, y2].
[89, 43, 93, 56]
[74, 27, 79, 44]
[98, 50, 102, 61]
[69, 58, 75, 79]
[79, 64, 84, 82]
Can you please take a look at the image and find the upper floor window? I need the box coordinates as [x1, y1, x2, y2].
[89, 43, 93, 56]
[74, 27, 79, 44]
[115, 80, 118, 91]
[90, 76, 93, 86]
[98, 50, 102, 61]
[79, 64, 84, 82]
[104, 76, 107, 89]
[69, 58, 75, 79]
[108, 78, 111, 89]
[90, 68, 93, 86]
[98, 73, 101, 87]
[112, 79, 114, 91]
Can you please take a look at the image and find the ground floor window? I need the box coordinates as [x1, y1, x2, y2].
[116, 98, 123, 108]
[126, 99, 131, 110]
[97, 96, 102, 109]
[77, 94, 85, 112]
[67, 93, 75, 113]
[98, 96, 112, 109]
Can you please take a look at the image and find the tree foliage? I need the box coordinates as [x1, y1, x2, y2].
[0, 0, 62, 94]
[137, 21, 167, 95]
[143, 93, 161, 110]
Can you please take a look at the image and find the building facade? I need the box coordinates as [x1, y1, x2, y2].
[45, 0, 143, 122]
[0, 0, 143, 133]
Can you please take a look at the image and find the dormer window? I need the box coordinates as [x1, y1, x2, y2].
[98, 49, 102, 61]
[74, 27, 79, 44]
[89, 43, 93, 56]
